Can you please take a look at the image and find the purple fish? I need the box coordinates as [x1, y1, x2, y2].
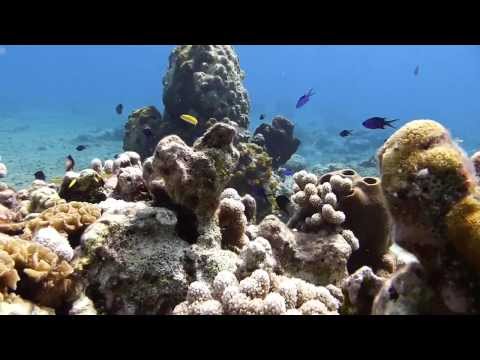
[362, 117, 399, 130]
[296, 89, 315, 109]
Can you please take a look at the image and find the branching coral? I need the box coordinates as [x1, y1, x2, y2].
[172, 269, 341, 315]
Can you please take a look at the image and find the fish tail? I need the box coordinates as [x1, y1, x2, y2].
[386, 119, 399, 129]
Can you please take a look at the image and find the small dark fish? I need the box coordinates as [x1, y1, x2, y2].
[116, 104, 123, 115]
[339, 130, 353, 137]
[362, 117, 399, 130]
[296, 89, 315, 109]
[143, 125, 154, 137]
[76, 145, 88, 151]
[114, 154, 119, 159]
[34, 170, 46, 181]
[414, 65, 420, 76]
[275, 195, 291, 214]
[259, 114, 265, 120]
[65, 155, 75, 172]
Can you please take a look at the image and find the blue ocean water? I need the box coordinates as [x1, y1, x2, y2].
[1, 45, 479, 187]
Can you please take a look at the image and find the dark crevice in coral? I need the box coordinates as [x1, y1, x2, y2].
[68, 232, 82, 248]
[150, 188, 199, 244]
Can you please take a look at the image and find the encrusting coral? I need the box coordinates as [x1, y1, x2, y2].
[77, 199, 190, 315]
[378, 119, 480, 313]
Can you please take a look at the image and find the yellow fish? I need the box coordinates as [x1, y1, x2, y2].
[180, 114, 198, 126]
[68, 178, 78, 189]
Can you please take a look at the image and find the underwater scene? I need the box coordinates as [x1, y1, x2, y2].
[0, 45, 479, 315]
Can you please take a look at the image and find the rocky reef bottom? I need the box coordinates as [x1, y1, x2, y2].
[0, 118, 479, 315]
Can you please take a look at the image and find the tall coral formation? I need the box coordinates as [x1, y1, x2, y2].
[144, 122, 239, 247]
[254, 116, 300, 168]
[218, 188, 249, 252]
[123, 106, 163, 160]
[161, 45, 250, 145]
[378, 119, 480, 313]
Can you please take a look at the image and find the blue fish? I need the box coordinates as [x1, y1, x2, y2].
[296, 89, 315, 109]
[414, 65, 419, 76]
[362, 117, 399, 130]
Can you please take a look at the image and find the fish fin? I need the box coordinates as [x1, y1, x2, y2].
[385, 119, 399, 129]
[68, 179, 77, 189]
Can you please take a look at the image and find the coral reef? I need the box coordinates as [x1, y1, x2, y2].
[227, 142, 277, 221]
[472, 151, 480, 177]
[254, 116, 300, 168]
[113, 166, 148, 202]
[318, 169, 394, 275]
[173, 269, 341, 315]
[22, 201, 101, 243]
[257, 215, 357, 286]
[59, 169, 106, 203]
[0, 182, 17, 210]
[0, 293, 54, 315]
[378, 119, 480, 313]
[340, 266, 386, 314]
[78, 199, 190, 314]
[32, 227, 74, 261]
[0, 233, 76, 309]
[372, 263, 438, 315]
[123, 106, 164, 160]
[161, 45, 250, 145]
[218, 188, 249, 251]
[144, 122, 239, 247]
